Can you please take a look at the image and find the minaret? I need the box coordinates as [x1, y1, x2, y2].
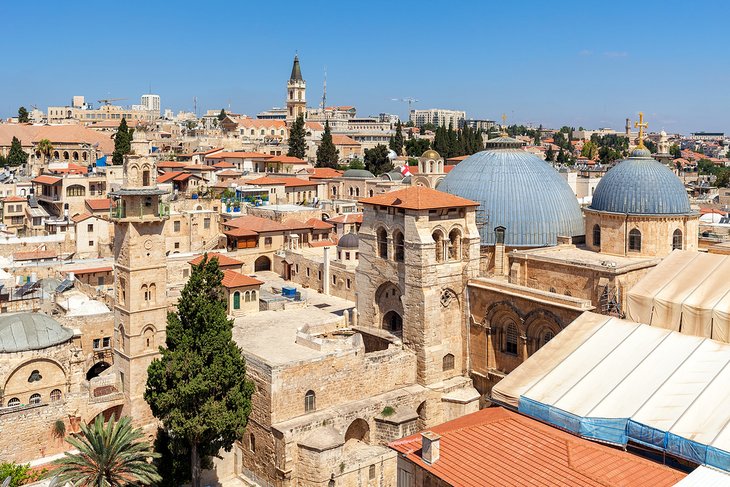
[286, 55, 306, 124]
[110, 129, 169, 426]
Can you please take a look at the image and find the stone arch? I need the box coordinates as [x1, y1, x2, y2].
[524, 309, 562, 355]
[442, 353, 455, 371]
[86, 361, 111, 381]
[72, 151, 79, 161]
[63, 151, 69, 160]
[53, 150, 59, 159]
[4, 358, 68, 396]
[128, 164, 139, 182]
[344, 418, 370, 447]
[375, 281, 403, 333]
[376, 226, 389, 259]
[628, 228, 642, 252]
[448, 227, 462, 261]
[393, 229, 405, 262]
[382, 310, 403, 333]
[254, 256, 271, 272]
[432, 228, 446, 263]
[416, 401, 428, 430]
[592, 224, 601, 248]
[142, 325, 156, 350]
[673, 228, 683, 250]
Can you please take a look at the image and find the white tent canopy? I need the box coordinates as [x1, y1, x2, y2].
[627, 250, 730, 342]
[492, 312, 730, 471]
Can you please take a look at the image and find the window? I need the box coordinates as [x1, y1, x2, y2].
[377, 228, 388, 259]
[11, 216, 23, 225]
[93, 338, 101, 349]
[505, 324, 518, 355]
[264, 237, 272, 248]
[249, 433, 256, 453]
[183, 269, 189, 278]
[304, 390, 316, 412]
[50, 389, 62, 402]
[204, 217, 211, 229]
[592, 224, 601, 247]
[6, 397, 20, 407]
[88, 240, 94, 247]
[628, 229, 642, 252]
[87, 223, 94, 232]
[174, 242, 180, 249]
[394, 231, 405, 262]
[332, 275, 337, 285]
[541, 330, 554, 348]
[369, 464, 376, 480]
[233, 291, 241, 310]
[306, 267, 310, 277]
[97, 276, 104, 286]
[174, 220, 181, 232]
[346, 278, 351, 289]
[66, 185, 85, 197]
[443, 353, 455, 371]
[673, 229, 683, 250]
[29, 393, 41, 405]
[494, 226, 506, 244]
[448, 229, 461, 260]
[28, 370, 42, 382]
[432, 230, 445, 263]
[103, 336, 111, 348]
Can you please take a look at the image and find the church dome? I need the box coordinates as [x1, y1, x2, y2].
[438, 143, 584, 247]
[0, 313, 74, 353]
[589, 148, 692, 215]
[421, 149, 441, 160]
[342, 169, 375, 179]
[337, 232, 359, 249]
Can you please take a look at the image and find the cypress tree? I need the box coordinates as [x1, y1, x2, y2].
[316, 120, 339, 168]
[390, 121, 404, 156]
[145, 255, 254, 487]
[545, 145, 555, 162]
[218, 109, 226, 121]
[18, 106, 29, 123]
[446, 123, 458, 158]
[287, 114, 307, 159]
[112, 118, 132, 165]
[7, 136, 28, 166]
[364, 144, 393, 175]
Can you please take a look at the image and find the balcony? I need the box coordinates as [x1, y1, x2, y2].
[109, 202, 170, 221]
[38, 193, 61, 202]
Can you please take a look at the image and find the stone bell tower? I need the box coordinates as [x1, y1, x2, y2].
[286, 54, 306, 124]
[110, 135, 169, 426]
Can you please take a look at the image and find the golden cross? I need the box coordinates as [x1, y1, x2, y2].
[634, 112, 648, 148]
[501, 113, 507, 125]
[500, 113, 508, 136]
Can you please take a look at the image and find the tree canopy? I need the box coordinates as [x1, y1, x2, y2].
[17, 106, 29, 123]
[112, 118, 133, 165]
[316, 120, 339, 168]
[389, 121, 404, 156]
[6, 136, 28, 167]
[287, 114, 307, 159]
[145, 255, 254, 487]
[405, 138, 431, 157]
[364, 144, 393, 175]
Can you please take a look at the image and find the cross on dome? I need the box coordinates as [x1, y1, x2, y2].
[634, 112, 648, 148]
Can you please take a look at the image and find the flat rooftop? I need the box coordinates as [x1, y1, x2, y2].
[512, 244, 660, 271]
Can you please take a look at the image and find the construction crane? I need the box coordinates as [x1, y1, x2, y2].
[97, 98, 126, 106]
[391, 97, 419, 113]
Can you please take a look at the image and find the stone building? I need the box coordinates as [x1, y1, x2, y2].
[286, 55, 306, 123]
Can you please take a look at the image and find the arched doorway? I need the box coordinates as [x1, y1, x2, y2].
[254, 256, 271, 272]
[344, 418, 370, 450]
[383, 310, 403, 334]
[86, 361, 111, 381]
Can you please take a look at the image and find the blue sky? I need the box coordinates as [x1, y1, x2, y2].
[1, 0, 727, 133]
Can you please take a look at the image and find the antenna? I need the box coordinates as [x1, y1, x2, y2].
[321, 66, 327, 111]
[193, 96, 197, 117]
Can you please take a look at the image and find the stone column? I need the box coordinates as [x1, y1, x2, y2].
[323, 246, 331, 295]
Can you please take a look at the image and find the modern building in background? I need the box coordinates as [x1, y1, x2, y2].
[47, 95, 160, 124]
[140, 94, 161, 115]
[409, 108, 466, 128]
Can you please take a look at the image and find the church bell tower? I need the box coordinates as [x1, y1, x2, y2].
[286, 55, 306, 124]
[110, 130, 169, 425]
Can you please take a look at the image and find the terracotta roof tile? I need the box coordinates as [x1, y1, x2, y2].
[85, 198, 111, 211]
[360, 186, 478, 210]
[305, 218, 333, 230]
[307, 167, 343, 179]
[245, 176, 319, 188]
[212, 161, 236, 168]
[221, 269, 264, 288]
[309, 239, 338, 247]
[327, 213, 363, 224]
[2, 196, 26, 203]
[216, 169, 243, 176]
[32, 175, 62, 185]
[267, 155, 308, 165]
[331, 134, 360, 146]
[71, 212, 93, 223]
[389, 408, 685, 487]
[223, 227, 259, 237]
[157, 171, 185, 183]
[0, 124, 115, 154]
[235, 118, 287, 129]
[206, 151, 273, 159]
[157, 161, 188, 168]
[13, 250, 57, 261]
[188, 252, 244, 267]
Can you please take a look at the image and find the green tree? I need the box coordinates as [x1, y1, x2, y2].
[644, 139, 657, 153]
[218, 109, 226, 121]
[53, 414, 160, 486]
[316, 120, 339, 168]
[6, 136, 28, 167]
[545, 145, 555, 162]
[405, 138, 430, 157]
[364, 144, 393, 175]
[534, 125, 542, 145]
[670, 143, 681, 159]
[112, 118, 132, 165]
[716, 168, 730, 188]
[151, 428, 212, 487]
[287, 114, 307, 159]
[0, 462, 44, 486]
[697, 158, 715, 175]
[36, 138, 54, 164]
[17, 106, 29, 123]
[556, 147, 567, 164]
[145, 255, 254, 487]
[581, 140, 598, 160]
[420, 122, 436, 132]
[348, 158, 365, 170]
[389, 121, 404, 156]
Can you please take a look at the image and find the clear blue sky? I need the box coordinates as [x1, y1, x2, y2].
[2, 0, 727, 134]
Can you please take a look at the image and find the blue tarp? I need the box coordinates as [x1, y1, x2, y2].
[95, 155, 107, 167]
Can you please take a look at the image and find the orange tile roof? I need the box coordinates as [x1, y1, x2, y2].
[0, 124, 115, 154]
[308, 167, 343, 179]
[234, 118, 287, 129]
[226, 215, 289, 233]
[50, 163, 88, 175]
[330, 134, 360, 146]
[221, 269, 263, 289]
[305, 218, 333, 230]
[223, 227, 259, 237]
[206, 151, 273, 159]
[157, 171, 185, 183]
[189, 252, 244, 267]
[212, 161, 236, 169]
[360, 186, 478, 210]
[2, 196, 26, 203]
[71, 212, 93, 223]
[173, 173, 195, 181]
[245, 176, 319, 188]
[13, 250, 57, 261]
[185, 165, 216, 171]
[327, 213, 363, 224]
[446, 154, 470, 162]
[309, 239, 338, 247]
[85, 198, 111, 211]
[305, 121, 324, 131]
[68, 266, 113, 275]
[216, 169, 243, 176]
[157, 160, 188, 168]
[389, 408, 686, 487]
[267, 155, 308, 165]
[32, 175, 62, 185]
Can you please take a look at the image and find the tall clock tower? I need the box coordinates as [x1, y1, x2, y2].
[286, 54, 306, 124]
[110, 139, 169, 425]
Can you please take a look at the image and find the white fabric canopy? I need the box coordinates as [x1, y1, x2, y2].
[627, 251, 730, 342]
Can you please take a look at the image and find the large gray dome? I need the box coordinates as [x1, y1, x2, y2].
[342, 169, 375, 179]
[438, 146, 584, 247]
[589, 149, 692, 215]
[337, 232, 359, 249]
[0, 313, 74, 353]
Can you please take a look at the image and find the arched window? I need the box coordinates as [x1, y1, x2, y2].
[305, 390, 316, 412]
[592, 224, 601, 247]
[541, 330, 554, 348]
[244, 291, 250, 302]
[29, 393, 41, 405]
[63, 151, 69, 160]
[349, 187, 354, 196]
[442, 353, 455, 371]
[394, 231, 405, 262]
[7, 397, 20, 407]
[629, 229, 642, 252]
[66, 185, 86, 197]
[142, 170, 150, 187]
[249, 433, 256, 453]
[432, 230, 445, 263]
[28, 370, 42, 382]
[448, 229, 462, 260]
[50, 389, 63, 402]
[355, 187, 360, 197]
[233, 291, 241, 310]
[505, 324, 518, 355]
[149, 283, 156, 304]
[673, 229, 683, 250]
[376, 228, 388, 259]
[251, 290, 257, 301]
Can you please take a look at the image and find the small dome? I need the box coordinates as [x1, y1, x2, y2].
[342, 169, 375, 179]
[337, 232, 359, 249]
[381, 170, 404, 181]
[421, 149, 441, 160]
[590, 150, 692, 215]
[0, 313, 74, 353]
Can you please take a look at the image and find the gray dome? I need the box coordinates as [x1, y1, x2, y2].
[337, 232, 359, 249]
[381, 170, 404, 181]
[342, 169, 375, 179]
[438, 148, 584, 247]
[590, 149, 692, 215]
[0, 313, 74, 353]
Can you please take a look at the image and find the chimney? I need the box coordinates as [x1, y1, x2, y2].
[421, 431, 441, 464]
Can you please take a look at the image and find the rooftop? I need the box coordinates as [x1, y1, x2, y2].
[360, 186, 479, 210]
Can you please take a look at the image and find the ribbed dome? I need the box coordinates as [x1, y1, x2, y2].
[337, 232, 359, 249]
[589, 151, 692, 215]
[0, 313, 74, 353]
[342, 169, 374, 179]
[439, 149, 584, 247]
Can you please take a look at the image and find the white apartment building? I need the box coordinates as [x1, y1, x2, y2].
[140, 94, 161, 114]
[409, 108, 466, 128]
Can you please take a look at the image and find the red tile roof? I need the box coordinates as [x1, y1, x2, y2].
[305, 121, 324, 131]
[212, 161, 236, 169]
[2, 196, 26, 203]
[71, 212, 93, 223]
[309, 239, 338, 247]
[327, 213, 363, 224]
[157, 171, 185, 183]
[331, 134, 360, 146]
[223, 227, 259, 237]
[267, 155, 308, 165]
[446, 155, 470, 162]
[305, 218, 333, 230]
[157, 161, 188, 169]
[185, 165, 216, 171]
[308, 167, 343, 179]
[85, 198, 111, 211]
[206, 151, 273, 159]
[50, 163, 88, 175]
[221, 269, 264, 289]
[235, 118, 287, 129]
[188, 252, 244, 267]
[216, 169, 243, 176]
[245, 176, 319, 188]
[32, 175, 62, 185]
[360, 186, 478, 210]
[389, 408, 686, 487]
[13, 250, 57, 261]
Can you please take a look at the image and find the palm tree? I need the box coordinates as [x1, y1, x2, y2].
[52, 414, 160, 486]
[36, 138, 54, 164]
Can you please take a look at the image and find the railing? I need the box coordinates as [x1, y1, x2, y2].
[39, 193, 60, 201]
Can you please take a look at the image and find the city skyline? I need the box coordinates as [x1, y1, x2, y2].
[2, 0, 728, 133]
